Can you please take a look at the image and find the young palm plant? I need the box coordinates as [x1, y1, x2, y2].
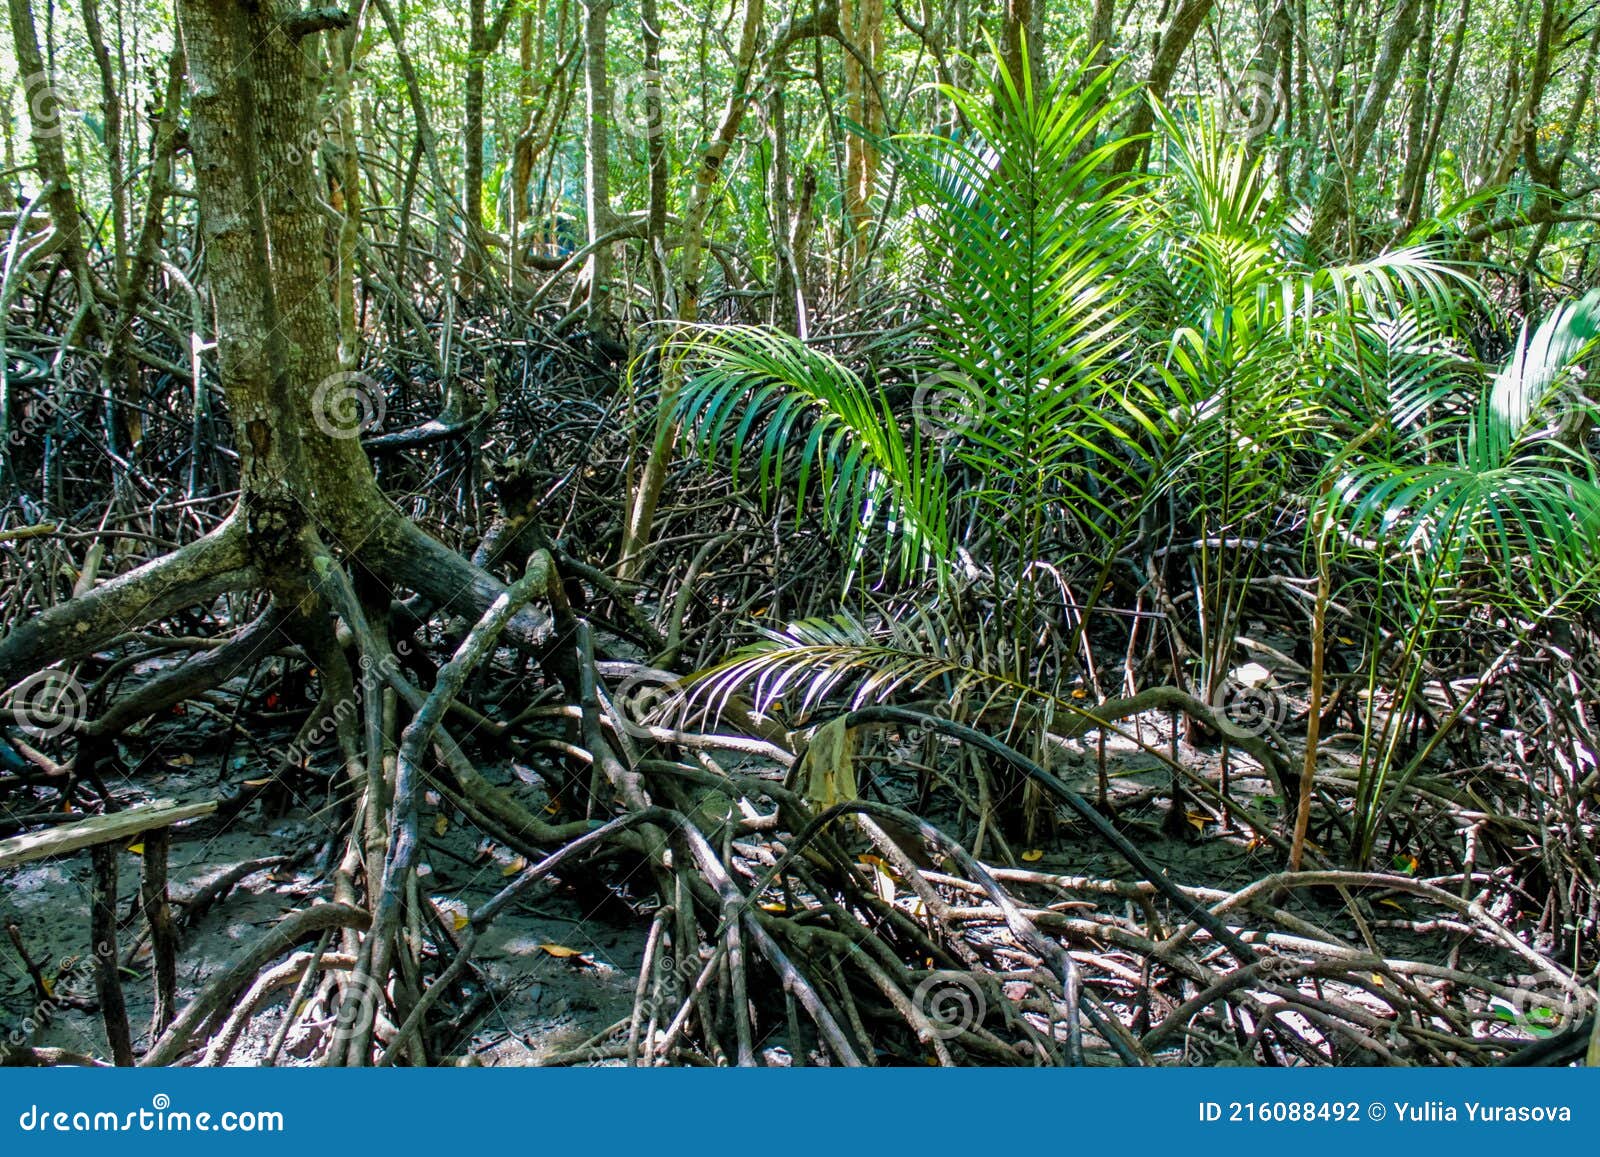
[674, 42, 1154, 684]
[1314, 290, 1600, 865]
[662, 44, 1487, 860]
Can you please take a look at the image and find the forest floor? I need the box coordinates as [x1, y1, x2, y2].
[5, 628, 1477, 1065]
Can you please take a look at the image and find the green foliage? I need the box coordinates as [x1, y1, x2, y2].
[671, 324, 950, 582]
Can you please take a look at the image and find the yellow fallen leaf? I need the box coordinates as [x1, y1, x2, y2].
[859, 856, 895, 904]
[242, 777, 273, 788]
[41, 976, 55, 997]
[501, 856, 528, 877]
[543, 797, 562, 815]
[1021, 849, 1044, 862]
[168, 753, 195, 767]
[1185, 811, 1212, 831]
[1071, 688, 1088, 699]
[1377, 898, 1406, 911]
[758, 902, 788, 913]
[433, 814, 449, 837]
[538, 943, 585, 958]
[126, 842, 144, 856]
[433, 897, 469, 931]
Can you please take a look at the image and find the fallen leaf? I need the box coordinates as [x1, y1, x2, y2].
[242, 777, 273, 788]
[1021, 849, 1044, 862]
[432, 897, 469, 931]
[859, 855, 895, 903]
[538, 943, 586, 959]
[1185, 811, 1212, 831]
[501, 856, 528, 877]
[433, 814, 449, 837]
[126, 842, 144, 856]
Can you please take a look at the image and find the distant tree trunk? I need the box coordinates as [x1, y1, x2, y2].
[510, 3, 538, 286]
[618, 0, 765, 580]
[641, 0, 671, 320]
[1109, 0, 1215, 175]
[769, 81, 802, 335]
[1394, 0, 1435, 235]
[463, 0, 489, 287]
[5, 0, 96, 312]
[843, 0, 885, 287]
[328, 7, 366, 365]
[999, 0, 1041, 96]
[1306, 0, 1424, 253]
[578, 0, 617, 331]
[1406, 0, 1470, 232]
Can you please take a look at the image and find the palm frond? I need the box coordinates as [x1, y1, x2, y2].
[1329, 290, 1600, 601]
[669, 324, 952, 580]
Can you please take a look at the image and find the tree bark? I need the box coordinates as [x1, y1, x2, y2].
[1306, 0, 1424, 253]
